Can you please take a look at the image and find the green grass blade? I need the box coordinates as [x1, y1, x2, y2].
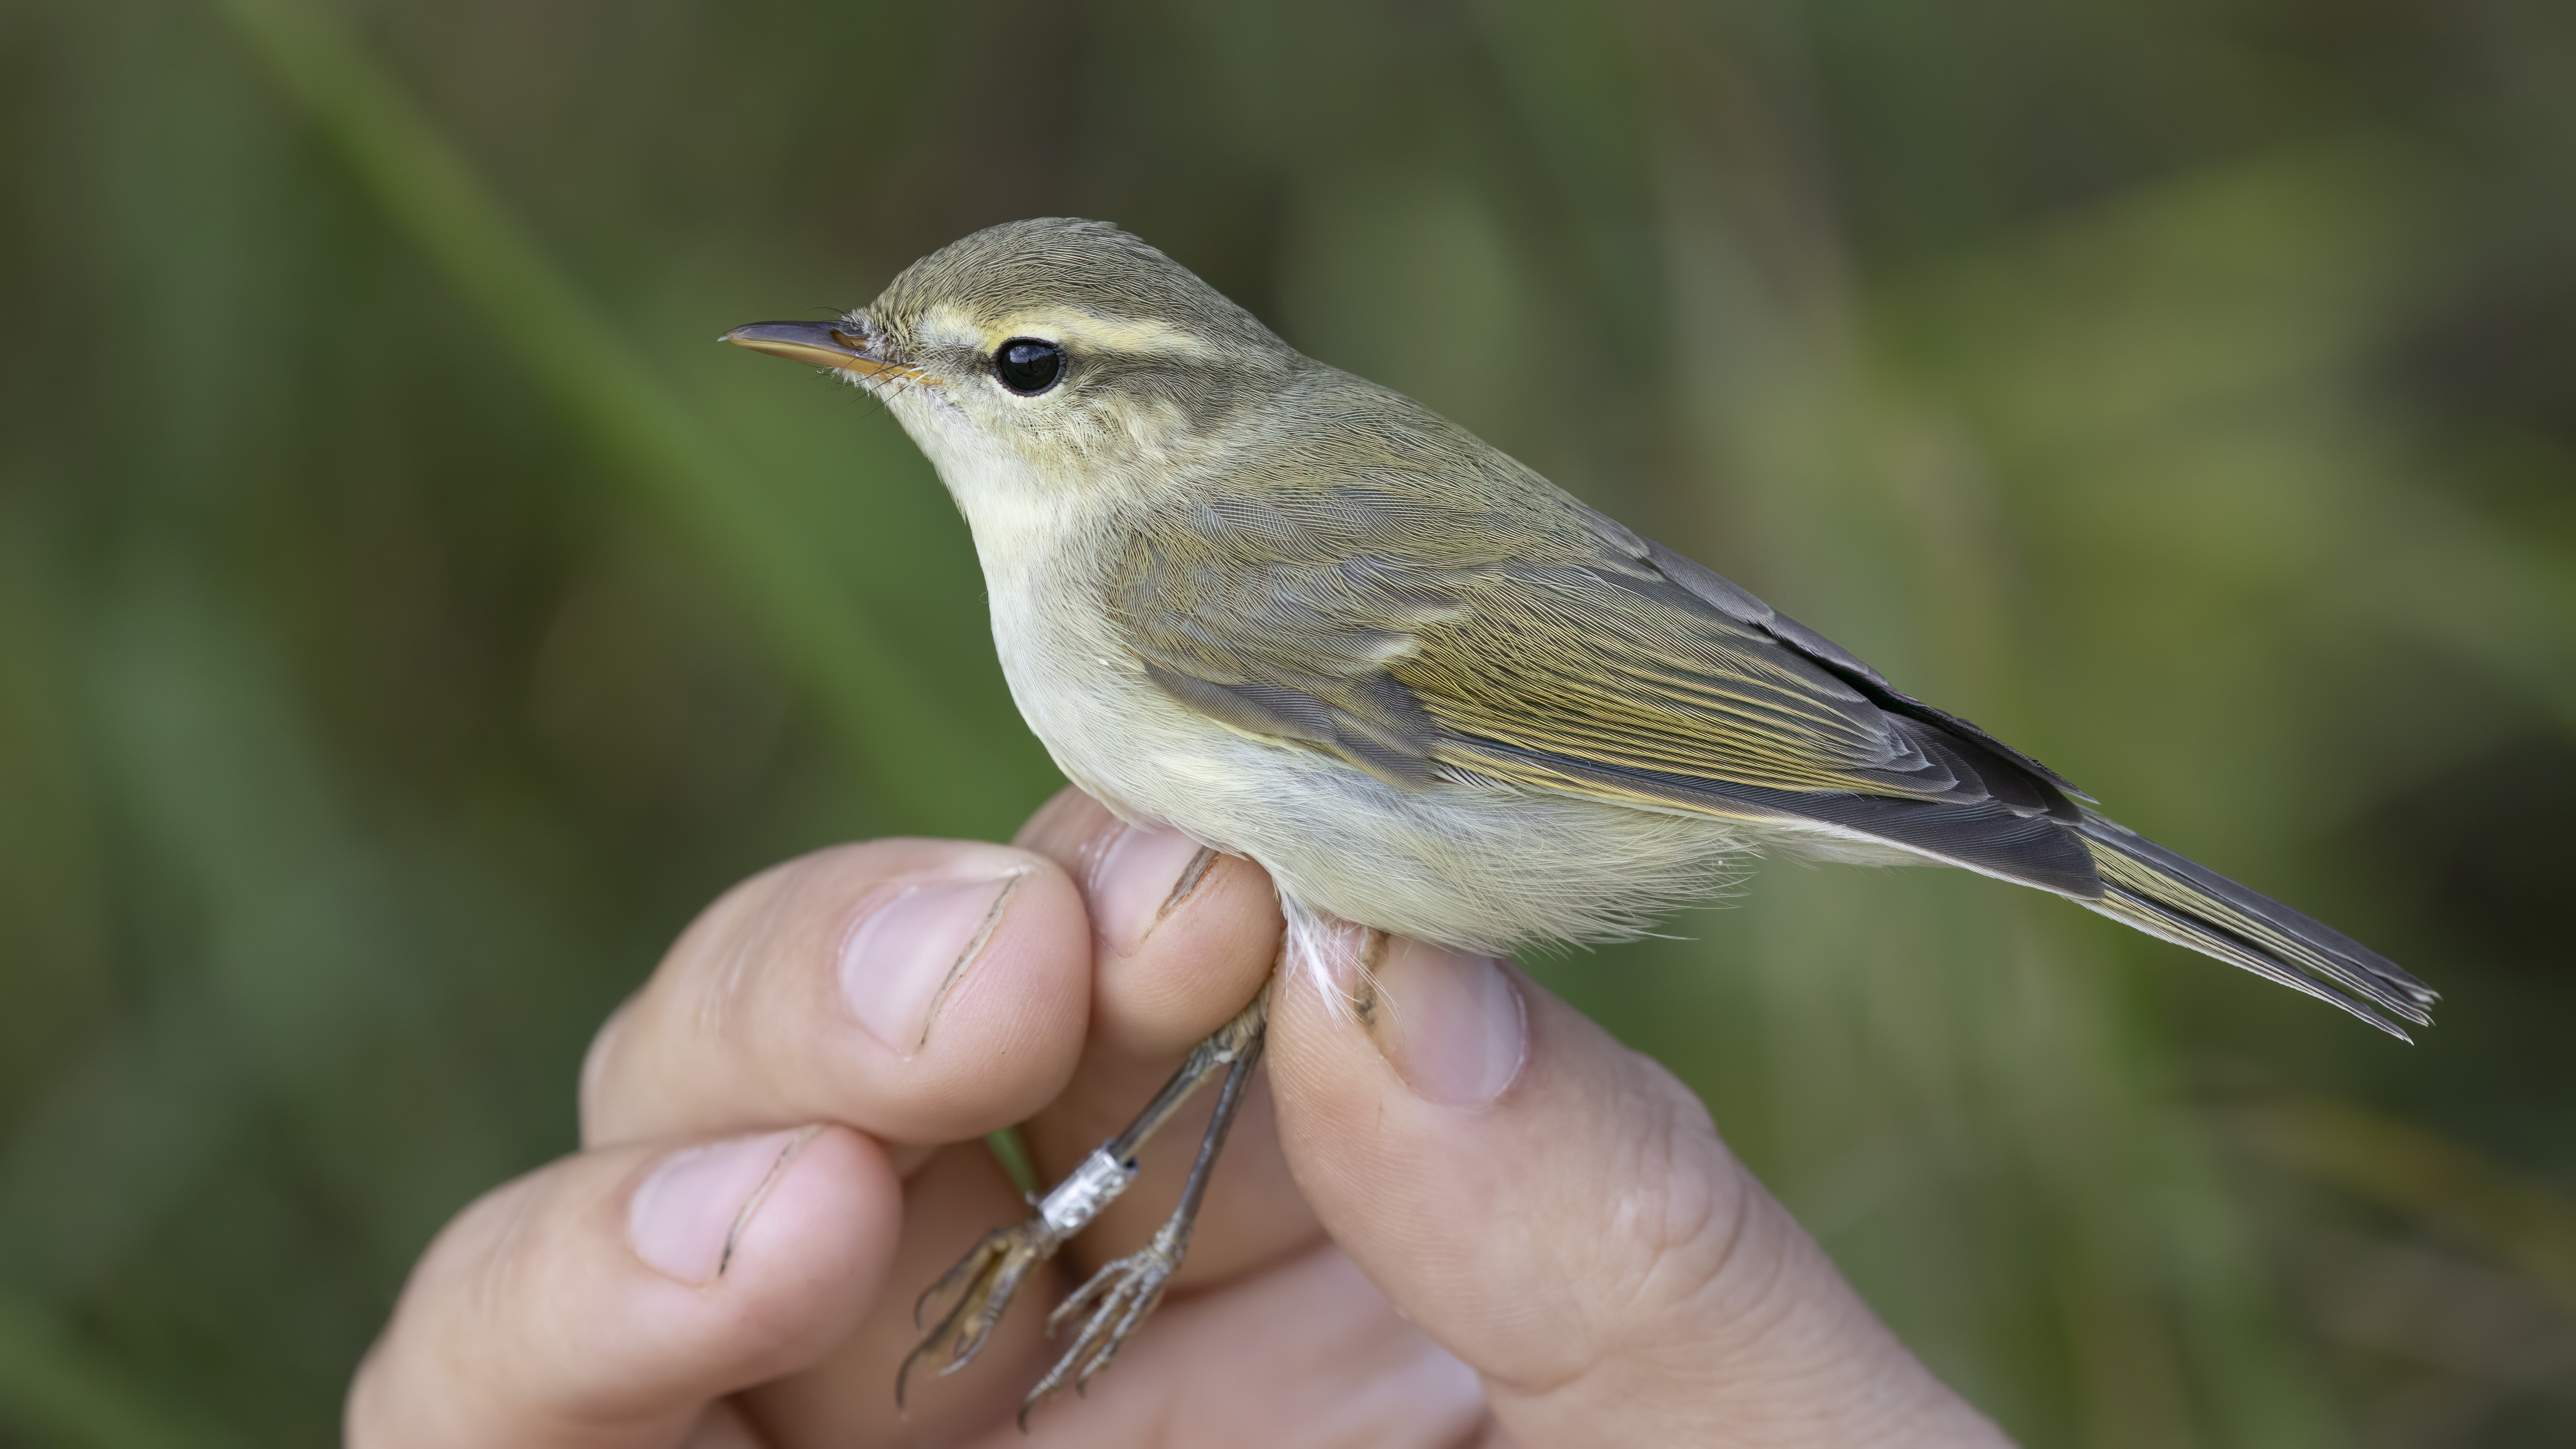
[208, 0, 1012, 831]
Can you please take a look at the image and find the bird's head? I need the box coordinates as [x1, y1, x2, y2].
[724, 218, 1301, 510]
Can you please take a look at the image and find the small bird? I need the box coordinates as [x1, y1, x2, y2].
[724, 217, 2435, 1415]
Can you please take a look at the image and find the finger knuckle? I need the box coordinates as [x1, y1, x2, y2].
[1591, 1060, 1760, 1339]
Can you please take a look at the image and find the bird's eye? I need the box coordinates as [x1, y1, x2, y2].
[993, 338, 1064, 395]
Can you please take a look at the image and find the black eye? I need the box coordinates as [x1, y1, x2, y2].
[994, 338, 1064, 395]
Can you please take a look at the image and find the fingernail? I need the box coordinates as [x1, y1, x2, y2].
[1362, 938, 1527, 1107]
[629, 1126, 819, 1285]
[1087, 824, 1213, 956]
[840, 873, 1025, 1052]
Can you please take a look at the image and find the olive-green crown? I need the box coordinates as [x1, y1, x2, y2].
[869, 217, 1286, 356]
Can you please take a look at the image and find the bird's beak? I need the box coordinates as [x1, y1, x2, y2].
[718, 319, 911, 378]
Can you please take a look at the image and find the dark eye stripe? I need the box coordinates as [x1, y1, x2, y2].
[995, 338, 1064, 395]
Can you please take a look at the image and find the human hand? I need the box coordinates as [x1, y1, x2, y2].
[347, 788, 2010, 1446]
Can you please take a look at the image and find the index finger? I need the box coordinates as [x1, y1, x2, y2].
[581, 838, 1094, 1153]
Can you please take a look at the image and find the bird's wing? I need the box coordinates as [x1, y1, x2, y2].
[1110, 474, 2106, 896]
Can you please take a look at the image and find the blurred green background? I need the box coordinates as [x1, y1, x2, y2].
[3, 0, 2574, 1442]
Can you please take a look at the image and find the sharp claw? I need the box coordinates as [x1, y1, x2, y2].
[913, 1229, 994, 1331]
[1082, 1286, 1161, 1388]
[894, 1343, 927, 1415]
[896, 1219, 1066, 1413]
[1018, 1235, 1185, 1420]
[1044, 1257, 1117, 1337]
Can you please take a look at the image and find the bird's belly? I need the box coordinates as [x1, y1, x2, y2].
[996, 624, 1747, 955]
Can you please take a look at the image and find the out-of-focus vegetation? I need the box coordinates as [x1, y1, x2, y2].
[2, 0, 2572, 1441]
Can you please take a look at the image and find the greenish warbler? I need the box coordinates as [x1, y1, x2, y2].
[724, 216, 2435, 1415]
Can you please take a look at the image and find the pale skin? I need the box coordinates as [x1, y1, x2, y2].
[346, 787, 2014, 1447]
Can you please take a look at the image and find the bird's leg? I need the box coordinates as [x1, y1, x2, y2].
[1022, 1017, 1265, 1418]
[898, 990, 1270, 1408]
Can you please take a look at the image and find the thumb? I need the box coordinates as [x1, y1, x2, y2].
[1264, 935, 2010, 1449]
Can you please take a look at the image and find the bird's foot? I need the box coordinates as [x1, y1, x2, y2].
[1023, 1217, 1191, 1417]
[897, 1214, 1066, 1409]
[898, 1141, 1136, 1409]
[894, 994, 1268, 1419]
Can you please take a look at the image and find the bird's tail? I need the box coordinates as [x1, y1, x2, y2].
[2074, 812, 2438, 1040]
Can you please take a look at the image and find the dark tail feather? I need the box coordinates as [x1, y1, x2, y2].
[2075, 813, 2438, 1040]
